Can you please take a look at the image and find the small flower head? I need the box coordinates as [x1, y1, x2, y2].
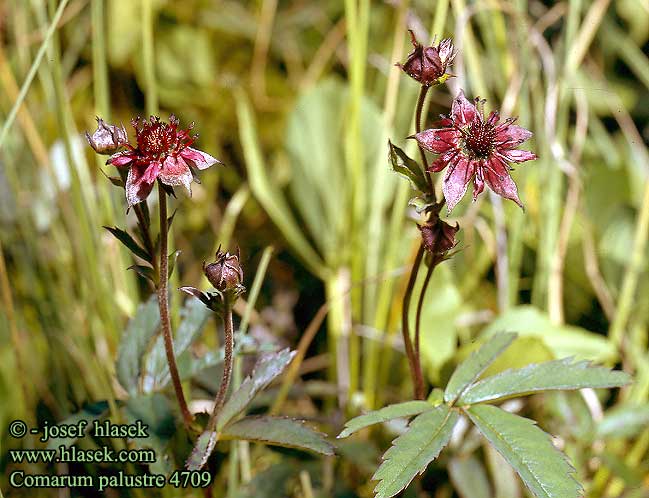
[397, 31, 456, 86]
[203, 247, 244, 294]
[413, 90, 537, 212]
[181, 248, 245, 312]
[418, 219, 459, 255]
[85, 117, 128, 155]
[97, 115, 222, 207]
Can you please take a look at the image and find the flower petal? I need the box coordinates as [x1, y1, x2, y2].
[437, 38, 455, 65]
[484, 157, 523, 208]
[107, 151, 135, 167]
[443, 157, 476, 212]
[159, 155, 193, 195]
[125, 164, 155, 207]
[499, 148, 537, 163]
[429, 150, 457, 172]
[142, 161, 161, 183]
[180, 147, 222, 170]
[451, 90, 477, 125]
[473, 164, 485, 200]
[496, 124, 533, 147]
[414, 128, 459, 154]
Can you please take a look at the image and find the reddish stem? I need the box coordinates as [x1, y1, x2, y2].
[157, 183, 192, 427]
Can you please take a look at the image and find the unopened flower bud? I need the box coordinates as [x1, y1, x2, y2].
[85, 117, 128, 155]
[397, 31, 456, 87]
[418, 219, 459, 255]
[203, 247, 244, 293]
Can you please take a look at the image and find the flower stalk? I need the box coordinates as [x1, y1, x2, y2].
[157, 183, 192, 427]
[179, 247, 245, 430]
[207, 298, 234, 431]
[401, 245, 426, 400]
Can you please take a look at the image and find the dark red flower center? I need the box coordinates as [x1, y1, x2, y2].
[133, 116, 193, 160]
[462, 121, 496, 159]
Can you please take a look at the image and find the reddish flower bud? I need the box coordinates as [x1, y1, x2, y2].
[203, 247, 244, 293]
[418, 219, 459, 255]
[85, 117, 128, 155]
[397, 31, 456, 86]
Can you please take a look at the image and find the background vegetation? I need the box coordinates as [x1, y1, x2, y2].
[1, 0, 648, 496]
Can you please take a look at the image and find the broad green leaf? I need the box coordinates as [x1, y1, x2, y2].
[467, 404, 582, 498]
[596, 404, 649, 439]
[459, 358, 630, 405]
[449, 456, 491, 498]
[142, 296, 211, 392]
[372, 405, 459, 498]
[285, 79, 346, 260]
[236, 90, 326, 278]
[104, 225, 151, 262]
[480, 306, 617, 362]
[456, 336, 555, 380]
[445, 333, 516, 403]
[338, 401, 432, 438]
[124, 394, 176, 474]
[180, 334, 269, 384]
[46, 401, 109, 450]
[116, 295, 160, 396]
[217, 348, 296, 430]
[221, 416, 334, 455]
[388, 141, 428, 193]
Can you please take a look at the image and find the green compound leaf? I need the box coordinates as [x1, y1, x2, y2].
[372, 404, 459, 498]
[445, 333, 516, 403]
[466, 404, 582, 498]
[596, 404, 649, 439]
[217, 348, 296, 430]
[143, 296, 211, 392]
[338, 401, 433, 439]
[459, 358, 630, 405]
[221, 416, 334, 455]
[388, 141, 428, 193]
[116, 294, 160, 396]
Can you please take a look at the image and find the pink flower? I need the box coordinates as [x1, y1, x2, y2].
[414, 91, 536, 212]
[397, 31, 456, 87]
[103, 115, 222, 207]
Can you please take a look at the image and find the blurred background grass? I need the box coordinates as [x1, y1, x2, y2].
[1, 0, 649, 496]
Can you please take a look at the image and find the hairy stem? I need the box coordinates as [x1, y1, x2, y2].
[402, 245, 426, 399]
[208, 301, 234, 431]
[415, 257, 437, 359]
[157, 184, 192, 426]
